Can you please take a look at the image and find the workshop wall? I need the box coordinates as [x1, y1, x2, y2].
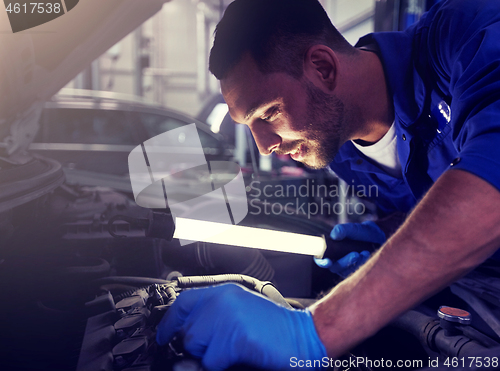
[63, 0, 375, 118]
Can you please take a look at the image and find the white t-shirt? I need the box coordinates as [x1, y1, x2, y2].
[351, 123, 402, 178]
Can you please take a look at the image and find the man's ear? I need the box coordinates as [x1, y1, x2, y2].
[303, 45, 338, 92]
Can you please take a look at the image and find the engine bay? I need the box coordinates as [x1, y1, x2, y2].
[1, 178, 500, 371]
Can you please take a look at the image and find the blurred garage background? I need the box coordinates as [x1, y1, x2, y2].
[64, 0, 379, 115]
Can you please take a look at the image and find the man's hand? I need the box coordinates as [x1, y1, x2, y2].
[315, 251, 371, 278]
[315, 221, 385, 277]
[156, 283, 327, 371]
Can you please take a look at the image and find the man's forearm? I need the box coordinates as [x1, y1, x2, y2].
[309, 169, 500, 357]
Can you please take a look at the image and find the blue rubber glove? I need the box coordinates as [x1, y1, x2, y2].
[315, 221, 386, 278]
[156, 283, 327, 371]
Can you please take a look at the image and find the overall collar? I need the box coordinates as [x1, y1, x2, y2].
[356, 31, 426, 128]
[333, 30, 426, 166]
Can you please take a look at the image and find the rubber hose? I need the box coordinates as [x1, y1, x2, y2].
[175, 274, 292, 309]
[93, 276, 169, 287]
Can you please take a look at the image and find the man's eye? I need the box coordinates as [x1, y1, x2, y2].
[262, 108, 280, 121]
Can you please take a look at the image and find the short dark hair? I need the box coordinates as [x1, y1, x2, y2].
[209, 0, 354, 80]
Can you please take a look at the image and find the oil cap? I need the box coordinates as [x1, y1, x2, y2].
[438, 306, 472, 324]
[438, 306, 471, 337]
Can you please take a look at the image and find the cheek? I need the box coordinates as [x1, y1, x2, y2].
[283, 84, 310, 130]
[280, 120, 306, 140]
[284, 107, 312, 136]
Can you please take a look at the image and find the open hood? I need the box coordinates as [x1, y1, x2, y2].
[0, 0, 170, 212]
[0, 0, 170, 162]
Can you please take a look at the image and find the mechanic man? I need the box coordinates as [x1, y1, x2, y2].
[157, 0, 500, 369]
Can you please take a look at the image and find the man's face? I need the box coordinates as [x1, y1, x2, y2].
[221, 54, 347, 169]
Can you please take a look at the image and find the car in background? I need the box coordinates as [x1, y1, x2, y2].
[30, 89, 234, 178]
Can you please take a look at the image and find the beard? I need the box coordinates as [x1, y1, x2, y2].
[276, 81, 346, 169]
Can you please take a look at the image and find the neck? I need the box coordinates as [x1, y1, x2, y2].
[339, 49, 394, 145]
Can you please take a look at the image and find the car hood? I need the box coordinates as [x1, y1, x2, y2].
[0, 0, 170, 163]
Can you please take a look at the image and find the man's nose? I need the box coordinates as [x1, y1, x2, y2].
[251, 124, 281, 155]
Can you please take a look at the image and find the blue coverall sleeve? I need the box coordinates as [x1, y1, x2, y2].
[427, 0, 500, 191]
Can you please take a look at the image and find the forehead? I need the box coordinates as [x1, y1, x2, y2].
[220, 54, 302, 123]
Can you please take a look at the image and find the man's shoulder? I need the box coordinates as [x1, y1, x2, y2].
[418, 0, 500, 40]
[422, 0, 498, 22]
